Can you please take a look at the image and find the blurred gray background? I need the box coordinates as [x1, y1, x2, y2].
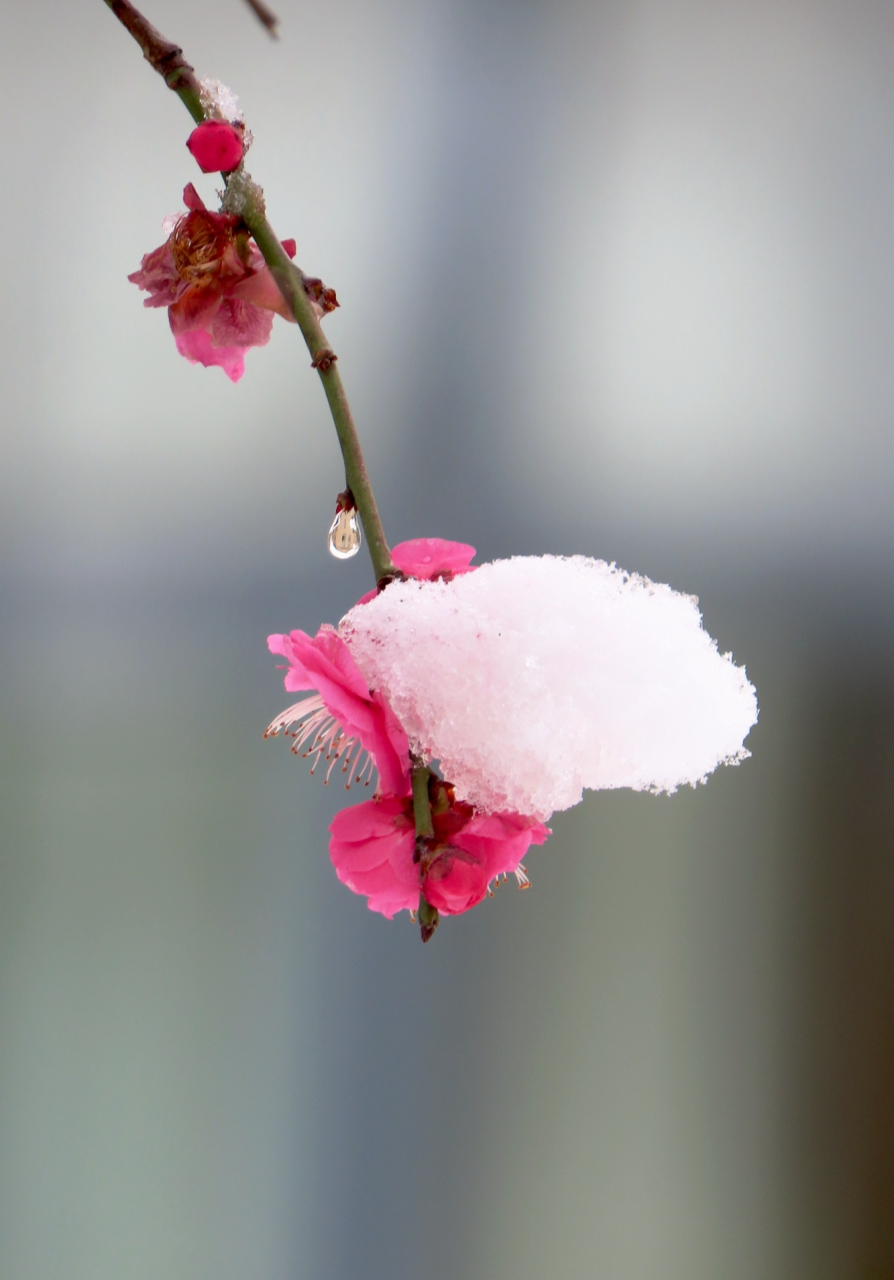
[1, 0, 894, 1276]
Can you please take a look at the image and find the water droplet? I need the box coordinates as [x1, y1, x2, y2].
[328, 507, 362, 559]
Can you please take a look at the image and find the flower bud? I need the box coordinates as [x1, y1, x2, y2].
[186, 120, 245, 174]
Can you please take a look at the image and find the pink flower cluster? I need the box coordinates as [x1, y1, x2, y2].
[330, 782, 548, 919]
[129, 122, 338, 381]
[129, 183, 296, 381]
[267, 539, 550, 929]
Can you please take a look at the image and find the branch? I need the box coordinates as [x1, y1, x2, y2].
[411, 763, 439, 943]
[244, 210, 397, 585]
[411, 763, 434, 839]
[102, 0, 204, 121]
[242, 0, 280, 38]
[102, 0, 397, 585]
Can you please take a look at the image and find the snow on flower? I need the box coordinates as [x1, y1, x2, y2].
[339, 555, 759, 821]
[129, 184, 336, 381]
[267, 542, 757, 927]
[266, 625, 411, 798]
[328, 779, 549, 919]
[186, 120, 245, 173]
[266, 579, 550, 922]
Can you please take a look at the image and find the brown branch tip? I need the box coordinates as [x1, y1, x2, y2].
[242, 0, 280, 37]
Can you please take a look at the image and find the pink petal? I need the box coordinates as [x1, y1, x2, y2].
[128, 241, 181, 306]
[168, 286, 222, 335]
[329, 797, 418, 918]
[391, 538, 477, 579]
[231, 267, 294, 321]
[173, 328, 246, 381]
[423, 853, 488, 915]
[207, 296, 273, 349]
[453, 812, 551, 881]
[269, 627, 377, 702]
[186, 121, 245, 174]
[268, 627, 411, 796]
[329, 795, 410, 845]
[182, 183, 206, 212]
[364, 880, 420, 919]
[354, 538, 478, 605]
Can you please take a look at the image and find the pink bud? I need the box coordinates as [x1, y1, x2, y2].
[186, 120, 244, 174]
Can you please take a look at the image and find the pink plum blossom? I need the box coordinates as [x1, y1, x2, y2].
[391, 537, 477, 580]
[186, 120, 245, 173]
[266, 625, 411, 798]
[266, 606, 549, 926]
[356, 537, 477, 605]
[129, 183, 302, 381]
[328, 779, 550, 919]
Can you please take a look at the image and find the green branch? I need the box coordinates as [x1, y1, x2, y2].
[411, 762, 439, 943]
[243, 214, 396, 585]
[411, 763, 434, 839]
[102, 0, 397, 586]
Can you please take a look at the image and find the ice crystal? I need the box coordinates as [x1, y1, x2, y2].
[198, 77, 243, 123]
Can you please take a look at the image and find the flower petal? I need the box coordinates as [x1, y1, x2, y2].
[391, 538, 477, 579]
[207, 296, 273, 349]
[452, 812, 551, 881]
[168, 285, 222, 335]
[422, 850, 488, 915]
[231, 267, 294, 321]
[173, 328, 246, 382]
[329, 797, 417, 917]
[268, 627, 411, 796]
[182, 182, 206, 212]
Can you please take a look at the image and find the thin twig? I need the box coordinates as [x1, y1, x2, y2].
[242, 0, 280, 38]
[102, 0, 204, 120]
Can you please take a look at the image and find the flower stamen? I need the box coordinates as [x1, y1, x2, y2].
[265, 695, 376, 790]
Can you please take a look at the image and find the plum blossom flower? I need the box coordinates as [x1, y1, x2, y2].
[390, 537, 477, 581]
[186, 120, 245, 173]
[267, 560, 550, 926]
[266, 625, 411, 798]
[129, 184, 337, 381]
[328, 779, 549, 919]
[356, 536, 477, 604]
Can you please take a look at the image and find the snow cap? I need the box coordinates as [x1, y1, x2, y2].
[340, 555, 758, 820]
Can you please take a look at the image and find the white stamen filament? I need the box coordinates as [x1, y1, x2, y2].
[265, 695, 376, 791]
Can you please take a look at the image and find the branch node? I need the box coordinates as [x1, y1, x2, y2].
[311, 347, 338, 372]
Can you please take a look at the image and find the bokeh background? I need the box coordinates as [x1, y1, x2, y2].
[2, 0, 894, 1276]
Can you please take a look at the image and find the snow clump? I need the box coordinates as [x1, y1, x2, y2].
[339, 555, 758, 820]
[199, 77, 244, 123]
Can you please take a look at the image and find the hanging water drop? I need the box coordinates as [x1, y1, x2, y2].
[328, 497, 362, 559]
